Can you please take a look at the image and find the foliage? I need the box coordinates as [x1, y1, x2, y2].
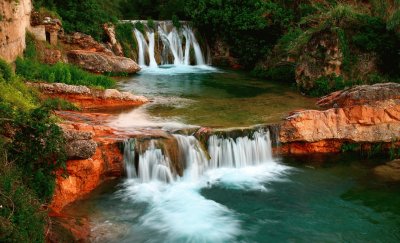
[147, 18, 155, 30]
[115, 22, 137, 59]
[118, 0, 187, 20]
[33, 0, 117, 41]
[7, 106, 67, 201]
[16, 58, 115, 89]
[172, 15, 181, 29]
[0, 59, 13, 82]
[42, 98, 79, 111]
[185, 0, 294, 68]
[341, 142, 361, 153]
[308, 75, 347, 97]
[0, 151, 46, 242]
[252, 64, 296, 83]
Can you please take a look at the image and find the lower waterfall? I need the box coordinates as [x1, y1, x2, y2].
[117, 128, 289, 242]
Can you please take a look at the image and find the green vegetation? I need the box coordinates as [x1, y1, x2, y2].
[115, 23, 136, 59]
[16, 59, 115, 89]
[0, 59, 68, 242]
[15, 34, 115, 89]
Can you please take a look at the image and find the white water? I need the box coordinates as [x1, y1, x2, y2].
[133, 22, 208, 67]
[118, 129, 290, 242]
[146, 31, 158, 68]
[134, 29, 148, 67]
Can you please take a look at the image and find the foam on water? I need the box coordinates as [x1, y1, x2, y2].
[113, 130, 291, 242]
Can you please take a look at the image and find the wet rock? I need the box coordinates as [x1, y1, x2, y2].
[67, 50, 141, 74]
[373, 160, 400, 182]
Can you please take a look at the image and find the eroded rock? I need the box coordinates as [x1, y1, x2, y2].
[28, 82, 149, 109]
[67, 50, 141, 74]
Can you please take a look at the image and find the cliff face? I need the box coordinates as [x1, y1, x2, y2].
[0, 0, 32, 62]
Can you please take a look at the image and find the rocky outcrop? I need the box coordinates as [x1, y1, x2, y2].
[67, 50, 141, 74]
[51, 123, 125, 213]
[295, 30, 342, 92]
[59, 32, 113, 54]
[279, 83, 400, 154]
[317, 83, 400, 109]
[373, 160, 400, 182]
[0, 0, 32, 62]
[103, 24, 123, 57]
[28, 82, 149, 109]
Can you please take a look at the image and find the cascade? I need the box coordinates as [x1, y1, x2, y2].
[123, 129, 274, 183]
[131, 21, 208, 67]
[133, 29, 148, 66]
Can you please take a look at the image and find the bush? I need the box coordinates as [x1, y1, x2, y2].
[9, 106, 67, 202]
[252, 64, 296, 83]
[308, 75, 347, 97]
[0, 153, 46, 242]
[0, 59, 13, 82]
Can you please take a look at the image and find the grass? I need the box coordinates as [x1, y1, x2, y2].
[15, 59, 115, 89]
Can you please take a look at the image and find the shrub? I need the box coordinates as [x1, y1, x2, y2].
[0, 153, 46, 242]
[0, 59, 13, 82]
[9, 106, 67, 202]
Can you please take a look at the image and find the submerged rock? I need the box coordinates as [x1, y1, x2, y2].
[373, 160, 400, 182]
[67, 50, 141, 74]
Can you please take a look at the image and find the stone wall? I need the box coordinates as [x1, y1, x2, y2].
[0, 0, 32, 62]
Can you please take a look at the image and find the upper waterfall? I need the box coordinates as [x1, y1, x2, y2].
[125, 20, 209, 67]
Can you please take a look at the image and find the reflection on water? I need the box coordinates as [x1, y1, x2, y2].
[114, 66, 316, 128]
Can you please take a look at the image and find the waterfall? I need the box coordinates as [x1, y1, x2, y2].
[123, 129, 274, 183]
[133, 29, 148, 67]
[146, 31, 158, 67]
[131, 21, 209, 67]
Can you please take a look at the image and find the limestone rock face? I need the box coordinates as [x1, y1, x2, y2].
[103, 24, 124, 56]
[0, 0, 32, 62]
[67, 50, 141, 74]
[295, 30, 342, 92]
[279, 83, 400, 154]
[51, 123, 125, 213]
[59, 32, 113, 54]
[280, 100, 400, 143]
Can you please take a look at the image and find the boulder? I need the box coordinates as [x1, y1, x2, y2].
[59, 32, 112, 54]
[67, 50, 141, 74]
[63, 128, 97, 160]
[279, 83, 400, 154]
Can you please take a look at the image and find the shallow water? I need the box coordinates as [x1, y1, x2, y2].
[114, 65, 316, 128]
[64, 155, 400, 243]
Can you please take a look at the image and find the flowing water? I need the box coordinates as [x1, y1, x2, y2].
[64, 131, 400, 242]
[61, 22, 400, 242]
